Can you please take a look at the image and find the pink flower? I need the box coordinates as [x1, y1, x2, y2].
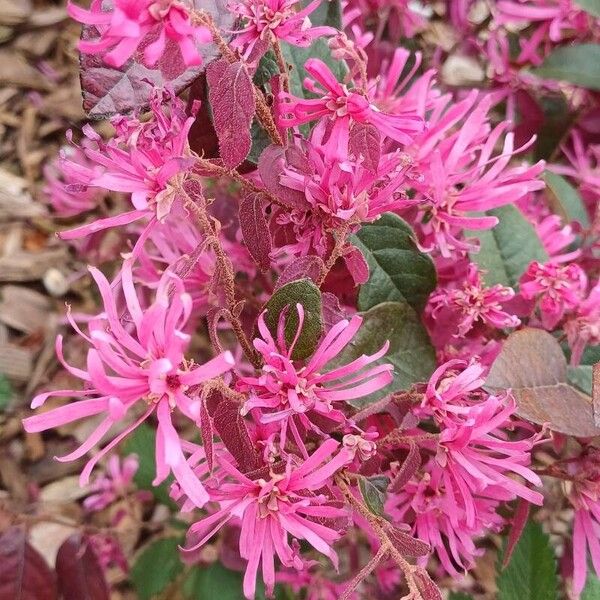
[230, 0, 336, 59]
[400, 92, 545, 257]
[278, 58, 423, 160]
[58, 90, 195, 241]
[68, 0, 211, 68]
[237, 306, 393, 452]
[428, 263, 520, 336]
[562, 447, 600, 595]
[23, 261, 234, 508]
[182, 438, 350, 599]
[84, 454, 140, 512]
[520, 260, 587, 329]
[495, 0, 593, 65]
[565, 281, 600, 365]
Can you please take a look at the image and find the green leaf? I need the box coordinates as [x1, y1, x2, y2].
[121, 423, 175, 507]
[497, 521, 558, 600]
[469, 205, 548, 288]
[302, 0, 342, 28]
[352, 213, 437, 313]
[184, 562, 266, 600]
[130, 537, 183, 600]
[567, 365, 593, 395]
[263, 279, 322, 360]
[582, 573, 600, 599]
[574, 0, 600, 17]
[534, 94, 574, 161]
[248, 120, 271, 165]
[543, 171, 590, 227]
[0, 374, 13, 411]
[330, 301, 436, 408]
[254, 50, 279, 88]
[448, 594, 475, 600]
[358, 475, 389, 516]
[531, 44, 600, 91]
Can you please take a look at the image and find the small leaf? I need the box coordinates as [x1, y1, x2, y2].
[531, 44, 600, 91]
[263, 279, 323, 360]
[257, 145, 306, 207]
[358, 475, 389, 516]
[349, 123, 381, 172]
[389, 442, 421, 493]
[78, 0, 235, 118]
[485, 328, 600, 436]
[384, 524, 430, 557]
[131, 538, 183, 600]
[330, 301, 436, 408]
[469, 205, 548, 288]
[0, 373, 13, 411]
[56, 534, 110, 600]
[239, 193, 272, 272]
[184, 562, 266, 600]
[121, 423, 175, 507]
[0, 526, 57, 600]
[275, 256, 324, 290]
[352, 213, 437, 313]
[503, 498, 531, 568]
[206, 59, 256, 169]
[414, 569, 443, 600]
[574, 0, 600, 17]
[543, 171, 590, 227]
[212, 394, 261, 473]
[497, 521, 558, 600]
[344, 246, 370, 286]
[321, 291, 347, 332]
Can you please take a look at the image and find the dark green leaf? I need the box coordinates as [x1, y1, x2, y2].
[352, 213, 437, 313]
[263, 279, 322, 360]
[497, 521, 558, 600]
[469, 205, 548, 288]
[582, 573, 600, 599]
[130, 538, 183, 600]
[0, 374, 13, 411]
[567, 365, 593, 395]
[534, 94, 574, 161]
[302, 0, 342, 28]
[358, 475, 389, 516]
[531, 44, 600, 91]
[184, 562, 266, 600]
[330, 301, 436, 408]
[253, 50, 279, 88]
[248, 121, 271, 165]
[121, 423, 175, 507]
[543, 171, 590, 227]
[448, 594, 475, 600]
[574, 0, 600, 17]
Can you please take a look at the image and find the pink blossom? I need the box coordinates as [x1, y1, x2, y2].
[84, 454, 140, 512]
[278, 58, 423, 160]
[58, 90, 195, 241]
[565, 281, 600, 365]
[237, 306, 393, 452]
[230, 0, 336, 59]
[23, 261, 234, 507]
[182, 439, 351, 599]
[428, 263, 520, 336]
[68, 0, 211, 68]
[520, 260, 587, 329]
[495, 0, 593, 65]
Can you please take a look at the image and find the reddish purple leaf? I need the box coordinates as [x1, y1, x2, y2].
[0, 526, 57, 600]
[414, 569, 443, 600]
[594, 360, 600, 426]
[384, 525, 430, 557]
[206, 59, 255, 169]
[79, 0, 234, 119]
[212, 395, 261, 473]
[349, 122, 381, 172]
[321, 291, 347, 332]
[257, 145, 307, 207]
[502, 498, 531, 568]
[55, 534, 109, 600]
[389, 441, 421, 493]
[239, 193, 272, 272]
[187, 75, 220, 159]
[275, 256, 324, 290]
[343, 246, 369, 285]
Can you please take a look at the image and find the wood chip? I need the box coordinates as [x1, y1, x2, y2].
[0, 0, 31, 27]
[0, 285, 52, 333]
[0, 248, 68, 281]
[0, 343, 33, 381]
[0, 49, 52, 91]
